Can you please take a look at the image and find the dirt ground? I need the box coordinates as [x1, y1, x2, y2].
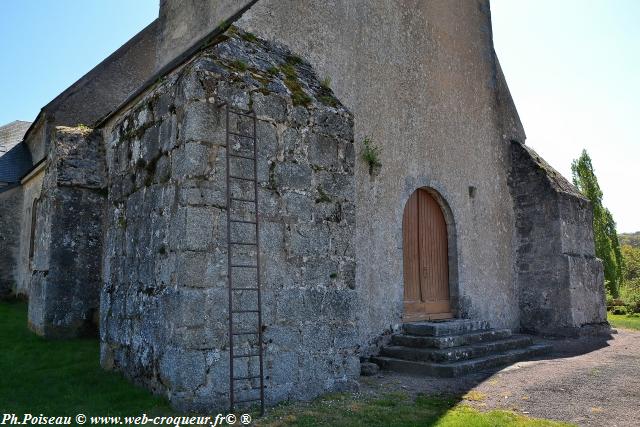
[359, 329, 640, 427]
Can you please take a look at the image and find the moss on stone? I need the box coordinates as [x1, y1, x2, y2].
[268, 161, 278, 190]
[280, 66, 311, 107]
[320, 76, 332, 90]
[122, 121, 155, 142]
[255, 86, 271, 96]
[117, 215, 127, 229]
[286, 55, 303, 66]
[315, 187, 332, 204]
[318, 93, 339, 108]
[229, 59, 248, 72]
[75, 124, 93, 134]
[240, 31, 258, 43]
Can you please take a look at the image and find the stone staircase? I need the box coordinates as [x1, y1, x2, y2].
[371, 319, 551, 377]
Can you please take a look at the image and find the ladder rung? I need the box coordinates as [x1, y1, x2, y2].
[228, 131, 255, 139]
[228, 174, 255, 182]
[228, 153, 255, 160]
[234, 398, 262, 404]
[230, 219, 257, 224]
[232, 375, 261, 381]
[226, 107, 264, 415]
[233, 353, 260, 358]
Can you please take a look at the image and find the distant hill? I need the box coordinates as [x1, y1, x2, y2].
[620, 232, 640, 248]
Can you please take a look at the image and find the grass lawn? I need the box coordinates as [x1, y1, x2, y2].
[0, 300, 174, 417]
[608, 312, 640, 331]
[257, 392, 572, 427]
[1, 300, 572, 426]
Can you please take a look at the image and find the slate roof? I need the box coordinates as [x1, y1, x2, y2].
[0, 120, 31, 152]
[0, 142, 32, 183]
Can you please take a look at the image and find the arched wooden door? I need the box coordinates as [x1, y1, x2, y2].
[402, 189, 452, 322]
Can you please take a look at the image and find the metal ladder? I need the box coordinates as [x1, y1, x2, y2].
[223, 104, 265, 414]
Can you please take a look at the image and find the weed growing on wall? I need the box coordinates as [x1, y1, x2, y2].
[361, 136, 381, 175]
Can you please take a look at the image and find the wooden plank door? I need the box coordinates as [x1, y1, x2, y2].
[403, 189, 451, 321]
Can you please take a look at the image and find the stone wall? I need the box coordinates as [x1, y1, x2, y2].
[101, 28, 358, 411]
[509, 141, 608, 336]
[15, 168, 44, 296]
[0, 185, 24, 298]
[14, 117, 50, 297]
[27, 127, 107, 338]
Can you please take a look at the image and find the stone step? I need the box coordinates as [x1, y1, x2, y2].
[371, 343, 551, 377]
[391, 328, 513, 349]
[403, 319, 490, 337]
[381, 335, 534, 363]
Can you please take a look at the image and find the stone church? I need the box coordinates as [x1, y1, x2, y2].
[0, 0, 608, 412]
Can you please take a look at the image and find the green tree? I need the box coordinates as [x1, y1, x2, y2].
[621, 244, 640, 283]
[621, 244, 640, 312]
[571, 149, 623, 297]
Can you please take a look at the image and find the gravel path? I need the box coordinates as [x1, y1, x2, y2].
[360, 330, 640, 427]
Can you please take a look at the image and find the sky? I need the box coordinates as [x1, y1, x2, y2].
[0, 0, 156, 123]
[0, 1, 637, 232]
[491, 0, 640, 233]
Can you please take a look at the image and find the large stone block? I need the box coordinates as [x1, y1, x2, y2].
[253, 92, 287, 122]
[177, 250, 227, 288]
[266, 351, 299, 384]
[308, 133, 339, 170]
[275, 163, 312, 190]
[159, 115, 178, 153]
[171, 142, 210, 178]
[315, 171, 354, 201]
[180, 102, 224, 144]
[178, 179, 226, 208]
[288, 223, 330, 257]
[183, 206, 222, 251]
[312, 110, 353, 141]
[159, 348, 207, 392]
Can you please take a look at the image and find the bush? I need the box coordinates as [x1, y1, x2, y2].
[620, 279, 640, 313]
[624, 293, 640, 313]
[611, 306, 628, 315]
[607, 297, 626, 310]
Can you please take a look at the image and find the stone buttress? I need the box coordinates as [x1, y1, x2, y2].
[100, 28, 359, 410]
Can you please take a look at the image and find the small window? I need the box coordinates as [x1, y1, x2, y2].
[28, 198, 39, 263]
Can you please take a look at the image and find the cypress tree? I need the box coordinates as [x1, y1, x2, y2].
[571, 149, 623, 297]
